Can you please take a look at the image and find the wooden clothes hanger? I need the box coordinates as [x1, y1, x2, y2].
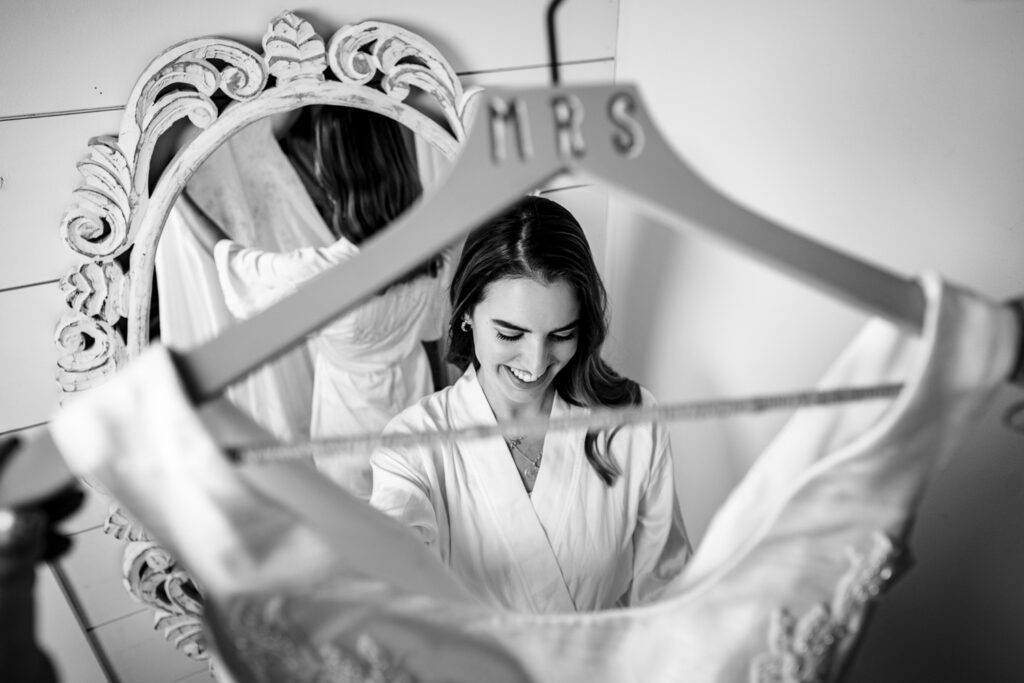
[4, 20, 1024, 509]
[171, 81, 1024, 401]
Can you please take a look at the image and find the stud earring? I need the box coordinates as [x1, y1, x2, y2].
[460, 319, 472, 333]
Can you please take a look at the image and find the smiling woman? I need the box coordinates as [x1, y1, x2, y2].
[469, 277, 579, 491]
[368, 195, 693, 614]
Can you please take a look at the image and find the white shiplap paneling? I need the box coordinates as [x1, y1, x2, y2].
[0, 282, 67, 433]
[0, 110, 121, 290]
[93, 609, 208, 683]
[0, 0, 616, 118]
[37, 564, 110, 683]
[55, 526, 146, 629]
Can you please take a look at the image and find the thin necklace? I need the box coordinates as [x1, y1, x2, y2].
[505, 437, 542, 468]
[507, 438, 542, 492]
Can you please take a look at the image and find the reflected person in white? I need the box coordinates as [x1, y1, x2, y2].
[183, 107, 450, 499]
[370, 196, 692, 613]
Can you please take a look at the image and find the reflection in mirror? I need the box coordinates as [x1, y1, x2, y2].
[55, 12, 478, 665]
[156, 106, 454, 499]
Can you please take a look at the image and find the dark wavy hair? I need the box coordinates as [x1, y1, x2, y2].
[446, 195, 640, 485]
[282, 105, 442, 283]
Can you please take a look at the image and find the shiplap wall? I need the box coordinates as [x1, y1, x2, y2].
[0, 2, 619, 680]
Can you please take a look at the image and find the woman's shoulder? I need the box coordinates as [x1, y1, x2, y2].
[636, 384, 659, 407]
[372, 383, 460, 473]
[381, 366, 483, 436]
[381, 382, 457, 435]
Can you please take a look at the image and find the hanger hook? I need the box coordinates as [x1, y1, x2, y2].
[546, 0, 566, 86]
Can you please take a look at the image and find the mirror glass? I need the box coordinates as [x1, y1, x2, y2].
[54, 11, 479, 665]
[154, 105, 455, 497]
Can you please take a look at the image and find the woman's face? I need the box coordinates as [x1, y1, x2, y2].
[469, 276, 580, 416]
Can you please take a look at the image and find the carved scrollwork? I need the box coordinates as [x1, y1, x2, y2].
[120, 39, 267, 161]
[60, 137, 132, 260]
[155, 611, 208, 661]
[263, 11, 327, 82]
[122, 541, 207, 660]
[328, 21, 482, 139]
[136, 62, 220, 146]
[54, 313, 127, 393]
[59, 260, 129, 324]
[190, 43, 269, 102]
[61, 40, 267, 265]
[104, 503, 150, 542]
[57, 9, 471, 665]
[124, 43, 267, 213]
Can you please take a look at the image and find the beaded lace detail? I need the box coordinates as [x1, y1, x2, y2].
[749, 532, 901, 683]
[222, 594, 421, 683]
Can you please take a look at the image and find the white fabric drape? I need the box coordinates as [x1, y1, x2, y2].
[156, 118, 455, 444]
[155, 118, 335, 440]
[52, 274, 1017, 682]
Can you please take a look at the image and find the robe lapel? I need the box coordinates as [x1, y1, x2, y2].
[528, 395, 584, 549]
[451, 367, 577, 612]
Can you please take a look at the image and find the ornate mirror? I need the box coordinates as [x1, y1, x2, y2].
[54, 10, 477, 663]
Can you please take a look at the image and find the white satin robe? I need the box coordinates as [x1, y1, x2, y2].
[214, 241, 450, 439]
[369, 365, 693, 613]
[215, 239, 451, 497]
[156, 118, 332, 442]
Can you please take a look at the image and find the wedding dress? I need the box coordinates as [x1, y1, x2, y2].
[50, 274, 1018, 682]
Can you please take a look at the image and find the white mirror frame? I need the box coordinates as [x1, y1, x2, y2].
[54, 10, 478, 662]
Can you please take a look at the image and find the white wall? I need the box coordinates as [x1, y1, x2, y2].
[12, 0, 1021, 679]
[611, 2, 1024, 681]
[1, 2, 619, 680]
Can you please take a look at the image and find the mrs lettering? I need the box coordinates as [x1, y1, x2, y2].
[488, 90, 645, 164]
